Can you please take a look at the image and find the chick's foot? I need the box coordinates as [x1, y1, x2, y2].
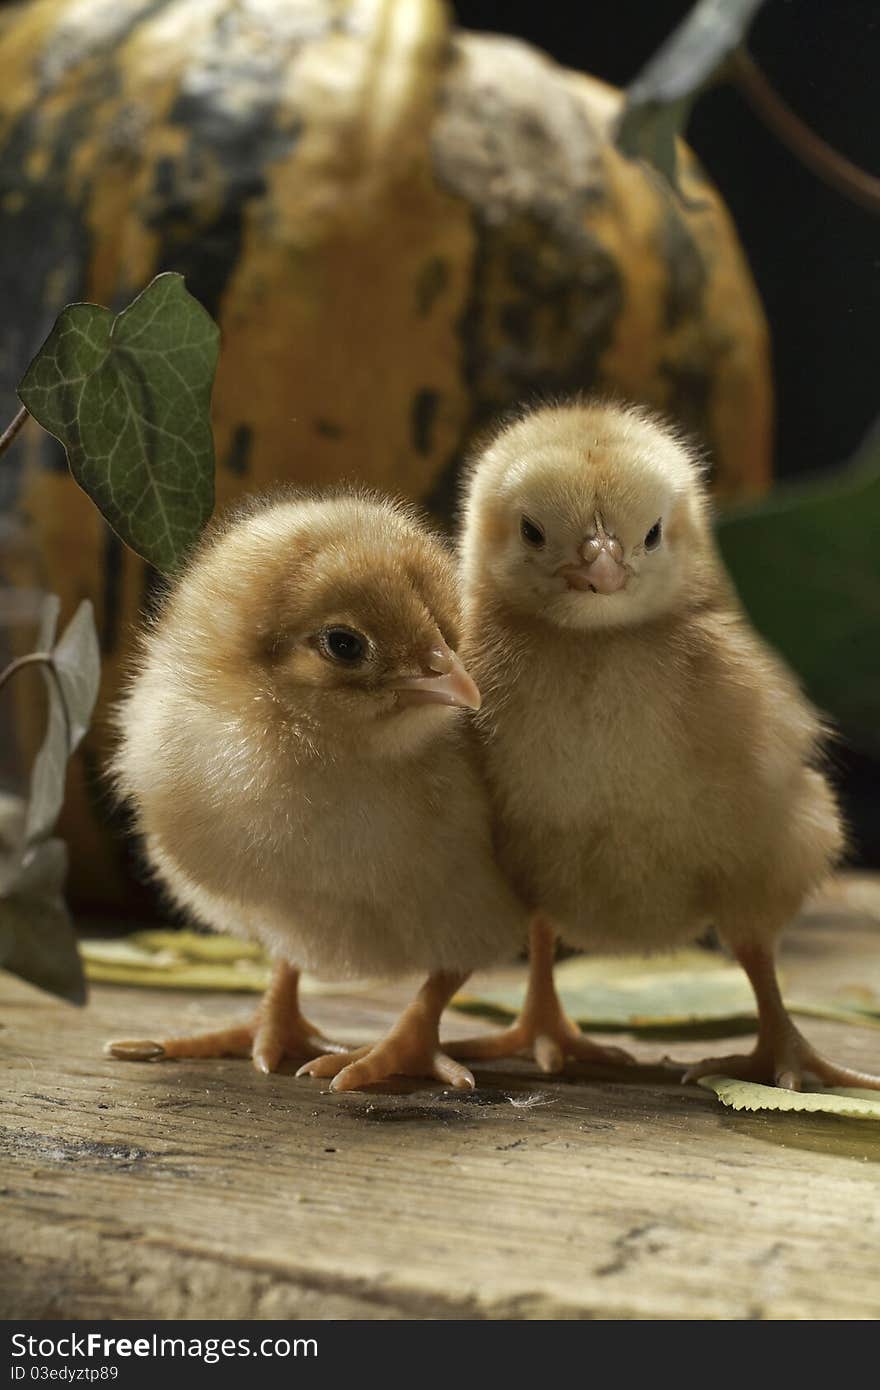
[449, 917, 634, 1074]
[684, 940, 880, 1091]
[297, 970, 474, 1092]
[106, 961, 344, 1074]
[449, 1009, 631, 1073]
[684, 1027, 880, 1092]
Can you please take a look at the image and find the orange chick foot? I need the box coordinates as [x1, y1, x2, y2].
[683, 1027, 880, 1092]
[449, 1013, 633, 1074]
[294, 995, 472, 1089]
[105, 961, 344, 1074]
[296, 969, 474, 1092]
[297, 1038, 475, 1092]
[106, 1014, 343, 1074]
[449, 916, 634, 1074]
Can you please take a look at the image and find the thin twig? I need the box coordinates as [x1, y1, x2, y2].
[0, 652, 71, 752]
[0, 405, 28, 459]
[730, 50, 880, 217]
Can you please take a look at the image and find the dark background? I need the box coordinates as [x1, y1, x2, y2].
[454, 0, 879, 481]
[454, 0, 880, 865]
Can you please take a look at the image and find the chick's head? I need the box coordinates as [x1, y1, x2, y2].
[173, 493, 480, 758]
[461, 401, 714, 630]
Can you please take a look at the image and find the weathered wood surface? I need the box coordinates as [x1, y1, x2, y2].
[2, 884, 880, 1321]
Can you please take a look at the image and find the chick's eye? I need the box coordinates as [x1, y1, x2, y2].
[644, 520, 662, 551]
[520, 515, 545, 549]
[319, 627, 367, 664]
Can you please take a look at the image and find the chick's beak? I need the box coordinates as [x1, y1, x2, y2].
[557, 535, 628, 595]
[389, 643, 481, 711]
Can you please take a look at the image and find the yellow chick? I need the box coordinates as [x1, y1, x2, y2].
[108, 492, 526, 1090]
[452, 399, 879, 1090]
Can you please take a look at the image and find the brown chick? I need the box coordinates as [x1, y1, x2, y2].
[450, 399, 879, 1090]
[108, 492, 526, 1090]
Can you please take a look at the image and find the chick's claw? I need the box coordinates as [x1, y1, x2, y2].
[106, 1024, 254, 1064]
[298, 1042, 475, 1092]
[106, 1015, 343, 1073]
[106, 961, 346, 1075]
[684, 1036, 880, 1093]
[451, 1018, 632, 1074]
[297, 970, 475, 1092]
[450, 918, 634, 1074]
[682, 945, 880, 1092]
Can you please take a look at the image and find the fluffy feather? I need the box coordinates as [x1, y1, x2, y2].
[109, 492, 526, 1085]
[453, 400, 872, 1089]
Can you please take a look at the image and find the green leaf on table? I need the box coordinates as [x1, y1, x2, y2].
[455, 949, 758, 1034]
[456, 947, 880, 1039]
[18, 272, 218, 575]
[616, 0, 766, 194]
[716, 419, 880, 754]
[698, 1075, 880, 1121]
[25, 597, 101, 845]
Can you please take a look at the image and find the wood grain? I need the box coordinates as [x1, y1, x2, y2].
[2, 894, 880, 1320]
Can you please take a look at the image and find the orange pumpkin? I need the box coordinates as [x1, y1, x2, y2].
[0, 0, 772, 908]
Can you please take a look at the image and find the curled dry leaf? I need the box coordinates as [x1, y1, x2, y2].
[80, 929, 380, 997]
[616, 0, 767, 196]
[0, 596, 100, 1003]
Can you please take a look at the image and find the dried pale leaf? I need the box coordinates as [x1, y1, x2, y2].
[18, 272, 218, 575]
[79, 930, 380, 996]
[51, 598, 101, 751]
[83, 958, 271, 993]
[78, 938, 181, 968]
[80, 934, 271, 993]
[25, 599, 100, 845]
[616, 0, 766, 193]
[456, 949, 757, 1031]
[36, 593, 60, 652]
[790, 999, 880, 1031]
[699, 1075, 880, 1121]
[125, 929, 267, 963]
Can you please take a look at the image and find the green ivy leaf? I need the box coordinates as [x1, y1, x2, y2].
[18, 272, 218, 575]
[717, 420, 880, 754]
[616, 0, 767, 194]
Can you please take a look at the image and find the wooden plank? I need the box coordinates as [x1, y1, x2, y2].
[2, 895, 880, 1320]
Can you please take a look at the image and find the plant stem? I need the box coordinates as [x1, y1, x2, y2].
[731, 51, 880, 217]
[0, 653, 71, 750]
[0, 405, 28, 458]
